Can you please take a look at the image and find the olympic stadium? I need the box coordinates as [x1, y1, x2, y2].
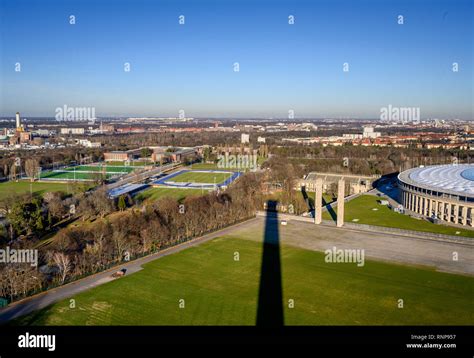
[398, 164, 474, 227]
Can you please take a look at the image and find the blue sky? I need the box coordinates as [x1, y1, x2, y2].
[0, 0, 472, 119]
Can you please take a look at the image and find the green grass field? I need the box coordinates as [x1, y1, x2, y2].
[136, 187, 206, 202]
[0, 181, 87, 200]
[188, 163, 220, 170]
[40, 171, 115, 181]
[323, 195, 474, 238]
[12, 235, 473, 326]
[65, 165, 135, 173]
[189, 156, 266, 171]
[38, 164, 136, 181]
[170, 171, 232, 184]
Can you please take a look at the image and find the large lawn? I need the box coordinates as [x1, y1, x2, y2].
[170, 171, 232, 184]
[0, 181, 87, 200]
[12, 235, 473, 325]
[136, 187, 206, 202]
[322, 195, 474, 238]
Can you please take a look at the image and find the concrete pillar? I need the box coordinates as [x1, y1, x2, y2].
[414, 195, 419, 213]
[462, 206, 467, 226]
[314, 178, 323, 225]
[440, 202, 446, 221]
[336, 178, 345, 227]
[423, 197, 428, 216]
[470, 208, 474, 227]
[428, 199, 433, 217]
[454, 204, 459, 224]
[433, 201, 439, 218]
[446, 203, 452, 223]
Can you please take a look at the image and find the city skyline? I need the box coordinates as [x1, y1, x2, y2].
[1, 0, 473, 119]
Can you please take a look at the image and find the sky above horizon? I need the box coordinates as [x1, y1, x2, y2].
[0, 0, 472, 119]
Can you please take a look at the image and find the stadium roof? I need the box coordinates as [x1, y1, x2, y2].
[398, 164, 474, 197]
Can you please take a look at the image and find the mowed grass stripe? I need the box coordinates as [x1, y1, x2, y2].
[40, 171, 115, 180]
[136, 187, 205, 202]
[0, 181, 80, 200]
[13, 237, 474, 326]
[170, 171, 232, 184]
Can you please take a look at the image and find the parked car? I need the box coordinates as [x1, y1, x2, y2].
[112, 268, 127, 278]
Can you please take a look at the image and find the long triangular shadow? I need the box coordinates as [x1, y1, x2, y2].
[256, 200, 284, 326]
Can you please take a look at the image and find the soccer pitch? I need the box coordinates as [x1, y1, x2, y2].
[12, 225, 473, 326]
[39, 164, 135, 181]
[170, 171, 232, 184]
[64, 165, 135, 173]
[153, 169, 239, 189]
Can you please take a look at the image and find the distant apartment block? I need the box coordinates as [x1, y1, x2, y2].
[60, 127, 85, 135]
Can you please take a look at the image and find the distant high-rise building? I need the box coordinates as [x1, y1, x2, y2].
[241, 133, 250, 144]
[15, 112, 21, 130]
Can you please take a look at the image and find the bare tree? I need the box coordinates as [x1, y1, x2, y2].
[24, 159, 40, 181]
[10, 164, 18, 181]
[52, 252, 71, 284]
[92, 187, 115, 218]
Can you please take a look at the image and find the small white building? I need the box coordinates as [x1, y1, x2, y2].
[241, 133, 250, 144]
[78, 139, 101, 148]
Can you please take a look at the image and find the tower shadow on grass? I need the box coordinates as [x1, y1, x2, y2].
[323, 197, 337, 222]
[256, 200, 284, 326]
[301, 187, 313, 211]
